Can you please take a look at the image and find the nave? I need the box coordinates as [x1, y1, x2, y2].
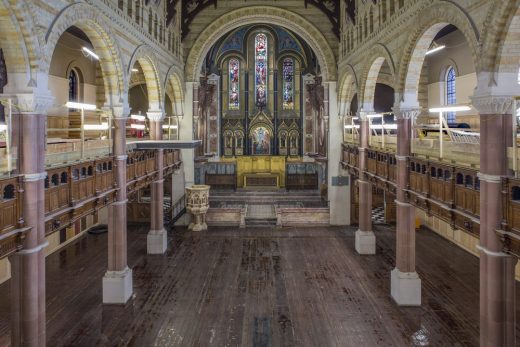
[1, 224, 516, 346]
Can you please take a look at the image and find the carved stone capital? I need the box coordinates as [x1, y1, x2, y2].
[110, 104, 131, 119]
[15, 93, 54, 114]
[147, 110, 165, 122]
[357, 110, 374, 121]
[392, 106, 421, 120]
[471, 95, 513, 115]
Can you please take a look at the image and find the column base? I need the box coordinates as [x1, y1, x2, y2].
[102, 267, 133, 304]
[147, 228, 168, 254]
[391, 268, 421, 306]
[355, 230, 376, 255]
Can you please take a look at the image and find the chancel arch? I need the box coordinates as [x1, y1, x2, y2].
[185, 6, 337, 83]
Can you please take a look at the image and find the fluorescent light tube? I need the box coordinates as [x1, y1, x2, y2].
[66, 102, 97, 110]
[84, 123, 109, 130]
[429, 105, 471, 113]
[131, 124, 145, 130]
[426, 45, 446, 55]
[82, 47, 99, 60]
[0, 124, 7, 131]
[130, 114, 146, 121]
[162, 125, 179, 129]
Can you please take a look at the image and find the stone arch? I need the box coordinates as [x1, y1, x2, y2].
[360, 43, 396, 111]
[44, 2, 125, 107]
[338, 64, 359, 116]
[185, 6, 337, 82]
[128, 45, 163, 111]
[164, 65, 185, 116]
[477, 1, 520, 94]
[0, 0, 40, 91]
[397, 2, 479, 106]
[478, 0, 519, 74]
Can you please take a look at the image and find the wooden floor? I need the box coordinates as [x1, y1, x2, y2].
[0, 224, 519, 346]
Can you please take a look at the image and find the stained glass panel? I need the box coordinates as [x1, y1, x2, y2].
[282, 58, 294, 110]
[229, 58, 240, 110]
[255, 33, 267, 109]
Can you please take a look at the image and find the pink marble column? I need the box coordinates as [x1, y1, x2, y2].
[9, 100, 49, 346]
[146, 111, 167, 254]
[355, 111, 375, 254]
[391, 107, 421, 306]
[473, 96, 517, 347]
[102, 107, 132, 304]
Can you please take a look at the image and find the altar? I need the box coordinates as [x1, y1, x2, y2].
[236, 156, 286, 188]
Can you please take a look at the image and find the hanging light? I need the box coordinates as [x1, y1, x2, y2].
[162, 125, 179, 129]
[132, 68, 139, 72]
[130, 124, 145, 130]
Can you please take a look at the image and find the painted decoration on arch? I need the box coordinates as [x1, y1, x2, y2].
[252, 126, 271, 155]
[229, 58, 240, 110]
[282, 58, 294, 110]
[255, 33, 268, 109]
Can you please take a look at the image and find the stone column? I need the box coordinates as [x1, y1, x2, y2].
[472, 95, 517, 347]
[355, 110, 375, 254]
[9, 92, 53, 346]
[390, 106, 421, 306]
[102, 105, 133, 304]
[147, 110, 167, 254]
[327, 82, 350, 225]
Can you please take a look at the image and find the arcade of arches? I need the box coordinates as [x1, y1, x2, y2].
[0, 1, 519, 346]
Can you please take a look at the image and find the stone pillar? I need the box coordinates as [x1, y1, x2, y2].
[355, 110, 375, 254]
[9, 92, 53, 346]
[179, 82, 196, 188]
[102, 105, 133, 304]
[327, 82, 350, 225]
[473, 95, 517, 347]
[390, 106, 421, 306]
[147, 110, 167, 254]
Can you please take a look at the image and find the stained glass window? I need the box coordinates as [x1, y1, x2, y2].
[68, 70, 78, 102]
[446, 66, 456, 124]
[255, 33, 267, 109]
[229, 58, 240, 110]
[282, 58, 294, 110]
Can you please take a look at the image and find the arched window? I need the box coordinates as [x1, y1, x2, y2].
[446, 66, 456, 124]
[229, 58, 240, 110]
[255, 33, 268, 109]
[282, 58, 294, 110]
[68, 70, 78, 102]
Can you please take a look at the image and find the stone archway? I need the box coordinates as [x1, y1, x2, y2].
[164, 64, 185, 115]
[44, 2, 125, 106]
[338, 65, 359, 116]
[128, 45, 163, 111]
[185, 6, 337, 83]
[397, 2, 479, 106]
[361, 44, 396, 111]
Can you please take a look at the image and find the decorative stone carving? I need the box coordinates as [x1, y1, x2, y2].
[392, 106, 422, 120]
[471, 95, 514, 115]
[185, 184, 210, 231]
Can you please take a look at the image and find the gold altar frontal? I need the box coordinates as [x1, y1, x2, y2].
[236, 156, 286, 188]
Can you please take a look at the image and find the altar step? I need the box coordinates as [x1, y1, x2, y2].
[245, 218, 278, 227]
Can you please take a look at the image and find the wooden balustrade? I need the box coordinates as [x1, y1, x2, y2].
[0, 149, 181, 259]
[367, 150, 377, 174]
[0, 177, 21, 234]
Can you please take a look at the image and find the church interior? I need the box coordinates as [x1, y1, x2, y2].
[0, 0, 519, 346]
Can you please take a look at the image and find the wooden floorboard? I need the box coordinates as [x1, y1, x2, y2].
[0, 224, 519, 346]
